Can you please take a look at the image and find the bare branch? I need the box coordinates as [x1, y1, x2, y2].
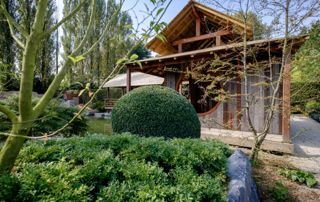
[6, 20, 25, 49]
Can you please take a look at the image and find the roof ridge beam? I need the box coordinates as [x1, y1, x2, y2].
[172, 29, 231, 46]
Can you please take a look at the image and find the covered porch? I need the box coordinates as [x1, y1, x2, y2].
[124, 36, 307, 153]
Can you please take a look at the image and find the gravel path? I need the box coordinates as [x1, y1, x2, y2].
[291, 114, 320, 158]
[290, 114, 320, 186]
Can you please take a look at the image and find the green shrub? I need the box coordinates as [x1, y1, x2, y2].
[291, 82, 320, 113]
[0, 96, 88, 137]
[11, 134, 230, 201]
[305, 101, 320, 114]
[0, 173, 20, 201]
[112, 86, 200, 138]
[92, 100, 106, 112]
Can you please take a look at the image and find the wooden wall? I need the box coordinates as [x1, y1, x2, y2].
[199, 64, 283, 135]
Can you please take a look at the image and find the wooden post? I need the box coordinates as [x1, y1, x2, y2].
[282, 62, 291, 142]
[216, 35, 221, 46]
[192, 4, 201, 36]
[196, 17, 201, 36]
[236, 77, 242, 130]
[178, 44, 183, 53]
[126, 68, 131, 93]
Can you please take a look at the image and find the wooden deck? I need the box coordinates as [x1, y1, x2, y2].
[201, 128, 294, 154]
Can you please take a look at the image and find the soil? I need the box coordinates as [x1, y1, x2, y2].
[251, 151, 320, 202]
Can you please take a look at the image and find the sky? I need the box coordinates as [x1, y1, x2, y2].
[56, 0, 191, 26]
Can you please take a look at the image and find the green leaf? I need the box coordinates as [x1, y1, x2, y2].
[78, 89, 86, 97]
[136, 61, 142, 69]
[150, 0, 156, 4]
[68, 55, 85, 64]
[130, 54, 139, 61]
[306, 177, 317, 187]
[156, 8, 164, 16]
[116, 58, 128, 65]
[85, 83, 91, 90]
[155, 34, 166, 42]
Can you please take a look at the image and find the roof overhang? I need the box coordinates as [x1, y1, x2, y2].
[128, 35, 309, 77]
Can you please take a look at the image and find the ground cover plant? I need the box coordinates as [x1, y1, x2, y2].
[112, 86, 200, 138]
[279, 168, 318, 188]
[0, 96, 88, 138]
[0, 134, 231, 201]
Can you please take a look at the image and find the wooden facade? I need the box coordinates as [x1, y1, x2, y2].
[125, 0, 307, 150]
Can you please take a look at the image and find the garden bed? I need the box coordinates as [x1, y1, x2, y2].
[1, 134, 231, 201]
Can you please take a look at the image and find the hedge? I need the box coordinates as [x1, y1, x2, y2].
[0, 96, 88, 138]
[291, 82, 320, 113]
[112, 86, 200, 138]
[1, 134, 231, 201]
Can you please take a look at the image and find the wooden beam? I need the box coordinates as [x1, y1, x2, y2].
[126, 68, 131, 93]
[216, 35, 221, 46]
[172, 30, 230, 46]
[282, 62, 291, 142]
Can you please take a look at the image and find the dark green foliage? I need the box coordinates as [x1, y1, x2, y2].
[0, 96, 88, 137]
[291, 82, 320, 113]
[293, 21, 320, 83]
[269, 180, 289, 202]
[92, 101, 107, 112]
[130, 43, 151, 59]
[8, 134, 231, 201]
[279, 168, 318, 188]
[0, 173, 20, 201]
[305, 101, 320, 114]
[112, 86, 201, 138]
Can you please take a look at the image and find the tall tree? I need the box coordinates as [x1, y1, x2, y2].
[0, 0, 16, 90]
[293, 20, 320, 82]
[35, 1, 57, 93]
[234, 11, 272, 39]
[0, 0, 172, 173]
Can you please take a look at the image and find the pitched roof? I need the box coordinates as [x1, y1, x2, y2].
[129, 35, 309, 77]
[103, 72, 164, 88]
[146, 0, 253, 56]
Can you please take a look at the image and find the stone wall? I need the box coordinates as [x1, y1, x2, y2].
[227, 150, 259, 202]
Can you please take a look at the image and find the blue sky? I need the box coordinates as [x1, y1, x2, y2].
[57, 0, 191, 26]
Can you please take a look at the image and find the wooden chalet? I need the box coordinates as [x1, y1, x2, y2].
[125, 0, 308, 153]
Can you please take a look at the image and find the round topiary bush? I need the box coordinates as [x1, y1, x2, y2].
[112, 86, 200, 138]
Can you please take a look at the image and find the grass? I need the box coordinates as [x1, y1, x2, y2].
[87, 118, 112, 135]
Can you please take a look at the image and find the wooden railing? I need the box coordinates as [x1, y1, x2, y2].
[105, 98, 118, 110]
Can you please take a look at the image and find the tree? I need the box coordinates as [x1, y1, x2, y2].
[293, 20, 320, 82]
[0, 0, 16, 91]
[200, 0, 320, 163]
[233, 11, 272, 39]
[131, 43, 152, 59]
[0, 0, 172, 173]
[62, 0, 134, 86]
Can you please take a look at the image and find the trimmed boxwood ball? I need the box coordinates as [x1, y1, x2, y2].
[112, 86, 200, 138]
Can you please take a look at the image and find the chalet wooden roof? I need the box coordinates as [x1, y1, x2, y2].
[130, 35, 308, 77]
[146, 0, 253, 56]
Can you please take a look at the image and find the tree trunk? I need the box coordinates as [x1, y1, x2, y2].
[0, 124, 28, 173]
